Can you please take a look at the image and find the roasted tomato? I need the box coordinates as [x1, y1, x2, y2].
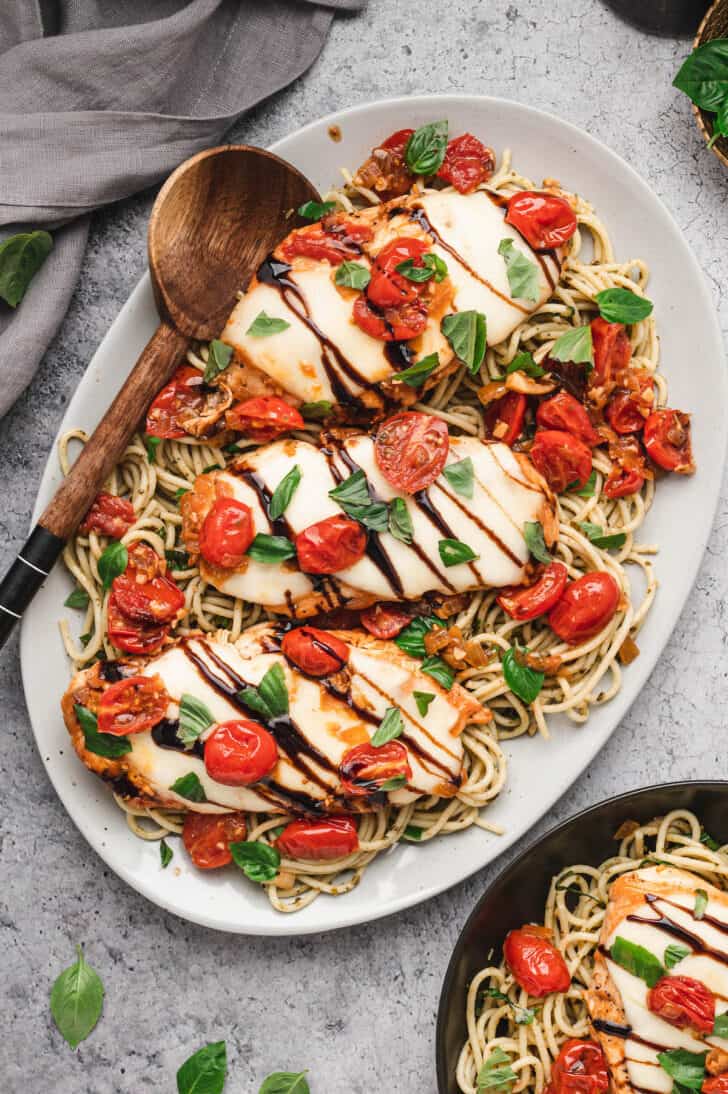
[644, 408, 695, 474]
[703, 1078, 728, 1093]
[340, 740, 412, 796]
[367, 237, 430, 308]
[107, 596, 169, 655]
[204, 719, 278, 786]
[182, 811, 248, 870]
[548, 572, 620, 645]
[225, 396, 304, 443]
[503, 925, 571, 997]
[199, 497, 255, 569]
[281, 218, 373, 265]
[437, 133, 495, 193]
[97, 674, 169, 736]
[281, 626, 349, 676]
[603, 465, 644, 499]
[530, 430, 592, 493]
[80, 493, 135, 538]
[605, 375, 654, 434]
[360, 602, 413, 639]
[295, 515, 367, 574]
[352, 128, 415, 201]
[483, 392, 527, 447]
[497, 562, 568, 622]
[352, 291, 428, 341]
[505, 191, 577, 251]
[146, 365, 209, 439]
[536, 392, 599, 447]
[112, 543, 185, 625]
[548, 1039, 610, 1094]
[275, 816, 359, 861]
[590, 317, 632, 388]
[647, 975, 715, 1035]
[375, 411, 449, 492]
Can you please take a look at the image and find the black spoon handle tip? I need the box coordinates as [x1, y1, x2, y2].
[0, 525, 65, 649]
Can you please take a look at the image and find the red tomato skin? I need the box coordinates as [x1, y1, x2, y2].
[204, 719, 278, 786]
[530, 430, 592, 493]
[97, 674, 169, 736]
[199, 497, 255, 569]
[367, 237, 429, 308]
[107, 595, 169, 655]
[590, 317, 632, 386]
[644, 409, 695, 474]
[360, 602, 412, 639]
[603, 466, 644, 499]
[340, 740, 412, 797]
[382, 128, 415, 153]
[111, 544, 185, 626]
[374, 411, 450, 493]
[505, 191, 577, 251]
[437, 133, 495, 193]
[536, 392, 599, 447]
[497, 562, 569, 622]
[226, 396, 304, 443]
[503, 925, 571, 997]
[703, 1078, 728, 1093]
[548, 1039, 610, 1094]
[548, 572, 620, 645]
[275, 816, 359, 861]
[146, 365, 203, 439]
[281, 219, 374, 265]
[281, 626, 349, 676]
[483, 392, 527, 447]
[182, 811, 248, 870]
[81, 493, 136, 538]
[647, 975, 715, 1035]
[295, 515, 367, 575]
[605, 390, 647, 434]
[352, 294, 428, 342]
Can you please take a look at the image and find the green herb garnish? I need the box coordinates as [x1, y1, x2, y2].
[442, 310, 487, 376]
[50, 945, 104, 1049]
[246, 311, 291, 337]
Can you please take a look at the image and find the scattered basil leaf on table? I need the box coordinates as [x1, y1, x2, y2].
[74, 703, 131, 758]
[701, 829, 721, 851]
[144, 433, 162, 463]
[476, 1046, 517, 1093]
[550, 325, 594, 366]
[64, 586, 89, 610]
[300, 400, 333, 420]
[97, 540, 128, 589]
[657, 1048, 707, 1091]
[523, 520, 552, 563]
[259, 1072, 310, 1094]
[695, 888, 709, 919]
[334, 261, 370, 290]
[297, 200, 336, 221]
[169, 772, 207, 803]
[269, 465, 301, 521]
[405, 120, 449, 175]
[395, 616, 441, 659]
[438, 538, 479, 567]
[177, 1041, 227, 1094]
[329, 470, 388, 532]
[380, 774, 407, 791]
[388, 497, 413, 544]
[177, 694, 215, 747]
[610, 935, 664, 986]
[501, 648, 544, 705]
[0, 230, 53, 307]
[165, 548, 190, 570]
[498, 238, 540, 303]
[246, 534, 296, 564]
[160, 839, 173, 869]
[443, 457, 474, 499]
[239, 663, 289, 720]
[577, 521, 626, 550]
[506, 351, 546, 378]
[664, 942, 691, 970]
[714, 1013, 728, 1039]
[371, 706, 404, 747]
[595, 287, 653, 324]
[673, 39, 728, 111]
[442, 310, 487, 376]
[230, 840, 280, 883]
[203, 339, 233, 383]
[413, 691, 435, 716]
[402, 825, 424, 841]
[421, 655, 454, 690]
[50, 944, 104, 1049]
[394, 352, 439, 387]
[246, 311, 291, 338]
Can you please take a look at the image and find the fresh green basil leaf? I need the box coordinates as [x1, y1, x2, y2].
[203, 339, 233, 383]
[380, 775, 407, 791]
[405, 120, 449, 175]
[174, 487, 190, 502]
[551, 325, 594, 366]
[246, 533, 296, 564]
[413, 691, 435, 716]
[230, 840, 280, 882]
[259, 1071, 310, 1094]
[335, 261, 371, 290]
[714, 1013, 728, 1039]
[657, 1048, 707, 1091]
[701, 829, 721, 851]
[523, 520, 552, 563]
[176, 1041, 227, 1094]
[442, 310, 487, 376]
[201, 463, 223, 475]
[80, 632, 92, 647]
[502, 647, 544, 705]
[300, 400, 333, 420]
[395, 352, 439, 387]
[424, 252, 448, 282]
[485, 988, 536, 1026]
[574, 469, 597, 497]
[554, 880, 606, 907]
[438, 538, 479, 567]
[298, 200, 336, 221]
[595, 287, 653, 324]
[169, 772, 207, 803]
[246, 311, 291, 338]
[239, 662, 289, 721]
[165, 548, 190, 570]
[664, 942, 691, 970]
[145, 434, 162, 464]
[498, 238, 540, 303]
[577, 521, 626, 550]
[394, 616, 441, 659]
[506, 350, 546, 378]
[75, 703, 132, 758]
[443, 457, 474, 499]
[177, 694, 215, 747]
[50, 945, 104, 1049]
[371, 706, 404, 747]
[695, 888, 708, 919]
[421, 655, 455, 690]
[673, 39, 728, 111]
[329, 470, 389, 531]
[160, 839, 173, 869]
[610, 934, 665, 987]
[64, 586, 89, 610]
[395, 252, 448, 283]
[477, 1046, 517, 1093]
[402, 825, 424, 841]
[0, 230, 53, 307]
[97, 540, 128, 589]
[269, 465, 302, 521]
[388, 497, 413, 544]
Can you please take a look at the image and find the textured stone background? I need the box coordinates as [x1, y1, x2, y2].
[2, 1, 727, 1091]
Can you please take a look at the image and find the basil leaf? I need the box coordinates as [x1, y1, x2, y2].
[577, 521, 626, 550]
[165, 548, 190, 570]
[178, 694, 215, 747]
[297, 200, 336, 221]
[145, 434, 162, 464]
[388, 497, 413, 544]
[442, 310, 487, 376]
[595, 288, 653, 325]
[664, 942, 691, 970]
[246, 533, 296, 564]
[246, 311, 291, 337]
[424, 252, 448, 281]
[395, 252, 448, 283]
[610, 934, 665, 987]
[394, 616, 441, 659]
[300, 400, 333, 420]
[329, 470, 389, 531]
[554, 880, 606, 907]
[438, 538, 479, 567]
[176, 1041, 227, 1094]
[476, 1047, 517, 1093]
[50, 945, 104, 1049]
[709, 96, 728, 147]
[0, 230, 53, 307]
[673, 39, 728, 111]
[502, 647, 544, 704]
[485, 988, 536, 1026]
[380, 775, 407, 791]
[403, 825, 424, 841]
[160, 839, 173, 868]
[201, 463, 223, 475]
[75, 703, 132, 758]
[405, 120, 449, 175]
[169, 773, 207, 803]
[657, 1048, 707, 1091]
[443, 457, 474, 499]
[413, 691, 435, 716]
[97, 540, 128, 589]
[498, 238, 540, 303]
[371, 706, 404, 747]
[230, 840, 280, 882]
[174, 487, 190, 502]
[421, 655, 454, 690]
[335, 261, 371, 290]
[79, 632, 92, 647]
[551, 325, 594, 366]
[65, 586, 89, 610]
[269, 465, 301, 521]
[524, 520, 552, 563]
[695, 888, 708, 919]
[701, 829, 721, 851]
[259, 1072, 310, 1094]
[268, 825, 285, 840]
[575, 469, 597, 497]
[714, 1013, 728, 1039]
[506, 350, 546, 378]
[395, 352, 439, 387]
[203, 339, 233, 383]
[239, 663, 288, 721]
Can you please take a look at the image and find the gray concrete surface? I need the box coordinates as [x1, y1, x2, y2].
[2, 1, 727, 1090]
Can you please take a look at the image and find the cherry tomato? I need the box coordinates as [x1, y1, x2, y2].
[360, 602, 413, 639]
[548, 1039, 610, 1094]
[548, 572, 620, 645]
[505, 191, 577, 251]
[353, 129, 415, 201]
[352, 293, 428, 341]
[603, 465, 644, 499]
[374, 411, 449, 493]
[497, 562, 568, 622]
[644, 408, 695, 474]
[146, 365, 207, 439]
[204, 719, 278, 786]
[281, 219, 373, 265]
[590, 317, 632, 387]
[111, 544, 185, 626]
[340, 740, 412, 796]
[226, 396, 304, 443]
[199, 497, 255, 569]
[381, 128, 415, 154]
[503, 925, 571, 996]
[281, 626, 349, 676]
[80, 493, 136, 538]
[536, 392, 599, 447]
[295, 515, 367, 574]
[182, 811, 248, 870]
[437, 133, 495, 193]
[483, 392, 527, 447]
[97, 674, 169, 736]
[107, 595, 169, 655]
[275, 816, 359, 861]
[648, 975, 715, 1035]
[703, 1078, 728, 1093]
[530, 430, 592, 493]
[367, 237, 430, 308]
[605, 388, 650, 434]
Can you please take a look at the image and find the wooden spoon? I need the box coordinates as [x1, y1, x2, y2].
[0, 144, 320, 648]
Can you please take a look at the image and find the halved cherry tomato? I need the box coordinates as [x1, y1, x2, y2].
[590, 317, 632, 387]
[483, 392, 527, 446]
[503, 925, 571, 996]
[505, 191, 577, 251]
[375, 411, 449, 493]
[225, 396, 304, 443]
[81, 493, 135, 538]
[367, 237, 430, 308]
[97, 674, 169, 736]
[497, 562, 568, 622]
[281, 626, 349, 676]
[536, 392, 599, 447]
[603, 465, 644, 499]
[703, 1078, 728, 1093]
[605, 382, 652, 434]
[199, 497, 254, 569]
[648, 975, 715, 1035]
[381, 128, 415, 153]
[437, 133, 495, 193]
[204, 719, 278, 786]
[146, 364, 207, 439]
[111, 543, 185, 625]
[548, 572, 620, 645]
[281, 218, 374, 265]
[340, 740, 412, 796]
[530, 430, 592, 493]
[182, 811, 248, 870]
[295, 515, 367, 574]
[107, 595, 169, 655]
[360, 602, 413, 639]
[548, 1039, 609, 1094]
[352, 293, 428, 341]
[275, 816, 359, 861]
[644, 408, 695, 474]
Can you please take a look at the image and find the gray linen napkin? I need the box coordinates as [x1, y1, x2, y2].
[0, 0, 364, 416]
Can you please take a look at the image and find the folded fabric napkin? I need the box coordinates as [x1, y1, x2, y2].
[0, 0, 364, 417]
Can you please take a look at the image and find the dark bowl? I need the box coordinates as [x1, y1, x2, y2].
[436, 780, 728, 1094]
[693, 0, 728, 168]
